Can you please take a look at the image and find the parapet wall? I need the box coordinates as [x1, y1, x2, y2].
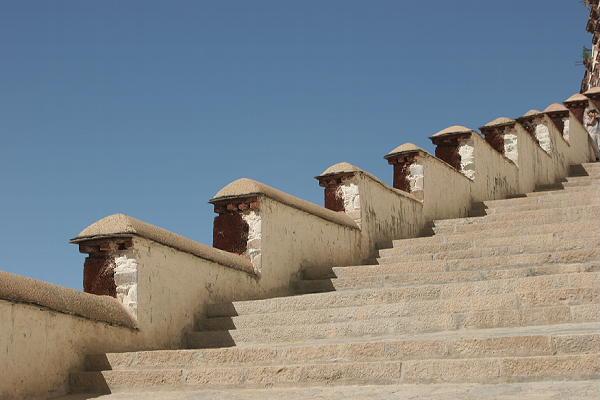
[1, 91, 599, 399]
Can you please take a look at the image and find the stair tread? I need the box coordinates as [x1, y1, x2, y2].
[56, 380, 600, 400]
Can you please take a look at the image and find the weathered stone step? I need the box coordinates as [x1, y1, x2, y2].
[481, 198, 600, 215]
[482, 190, 599, 208]
[385, 222, 600, 251]
[525, 185, 600, 197]
[308, 249, 600, 281]
[192, 301, 599, 347]
[377, 248, 600, 271]
[56, 380, 600, 400]
[206, 275, 599, 319]
[433, 205, 600, 228]
[562, 177, 600, 188]
[401, 353, 600, 384]
[298, 262, 600, 292]
[384, 231, 600, 258]
[86, 323, 600, 370]
[69, 353, 600, 391]
[377, 238, 600, 261]
[433, 209, 600, 234]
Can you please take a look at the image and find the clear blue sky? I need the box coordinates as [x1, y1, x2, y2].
[0, 1, 591, 289]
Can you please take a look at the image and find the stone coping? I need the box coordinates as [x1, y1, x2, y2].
[480, 117, 516, 130]
[72, 214, 255, 275]
[211, 178, 360, 229]
[430, 125, 474, 138]
[316, 162, 423, 204]
[0, 270, 137, 329]
[384, 143, 427, 159]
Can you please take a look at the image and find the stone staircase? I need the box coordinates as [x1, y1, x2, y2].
[66, 162, 600, 398]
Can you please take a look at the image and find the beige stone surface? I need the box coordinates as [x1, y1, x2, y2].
[57, 381, 600, 400]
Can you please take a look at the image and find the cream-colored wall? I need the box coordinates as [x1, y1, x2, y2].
[0, 300, 139, 400]
[419, 154, 472, 222]
[129, 237, 263, 348]
[468, 134, 520, 202]
[352, 173, 425, 252]
[259, 197, 362, 288]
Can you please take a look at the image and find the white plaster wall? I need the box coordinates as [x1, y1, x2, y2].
[0, 300, 140, 400]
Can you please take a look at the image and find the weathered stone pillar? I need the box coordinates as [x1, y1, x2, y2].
[315, 163, 362, 222]
[210, 194, 262, 272]
[584, 87, 600, 111]
[517, 110, 552, 153]
[71, 223, 139, 318]
[384, 143, 426, 200]
[544, 103, 571, 142]
[480, 117, 519, 165]
[429, 125, 475, 179]
[564, 93, 589, 125]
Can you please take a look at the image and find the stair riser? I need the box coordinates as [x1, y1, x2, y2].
[434, 206, 600, 228]
[401, 354, 600, 384]
[562, 179, 600, 188]
[483, 200, 600, 215]
[199, 299, 600, 340]
[192, 306, 598, 347]
[377, 249, 600, 270]
[433, 212, 600, 234]
[299, 264, 600, 292]
[389, 223, 600, 249]
[526, 186, 600, 197]
[378, 239, 600, 260]
[70, 354, 600, 391]
[383, 234, 600, 258]
[484, 190, 600, 208]
[201, 289, 600, 335]
[86, 333, 600, 370]
[209, 272, 600, 317]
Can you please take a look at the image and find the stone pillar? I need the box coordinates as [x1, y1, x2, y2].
[75, 236, 138, 317]
[544, 103, 571, 142]
[430, 126, 475, 179]
[517, 110, 552, 153]
[564, 93, 589, 125]
[315, 163, 362, 223]
[384, 143, 425, 200]
[480, 118, 519, 165]
[211, 196, 261, 259]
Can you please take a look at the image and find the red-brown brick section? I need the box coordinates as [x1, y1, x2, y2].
[212, 197, 259, 255]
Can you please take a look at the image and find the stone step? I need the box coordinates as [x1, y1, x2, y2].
[385, 222, 600, 251]
[55, 380, 600, 400]
[308, 249, 600, 281]
[525, 185, 600, 197]
[562, 177, 600, 188]
[433, 209, 600, 234]
[298, 262, 600, 292]
[482, 190, 600, 209]
[86, 323, 600, 370]
[384, 231, 600, 258]
[377, 237, 600, 261]
[191, 302, 599, 347]
[69, 353, 600, 392]
[205, 277, 599, 321]
[433, 205, 600, 228]
[481, 198, 600, 215]
[377, 248, 600, 271]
